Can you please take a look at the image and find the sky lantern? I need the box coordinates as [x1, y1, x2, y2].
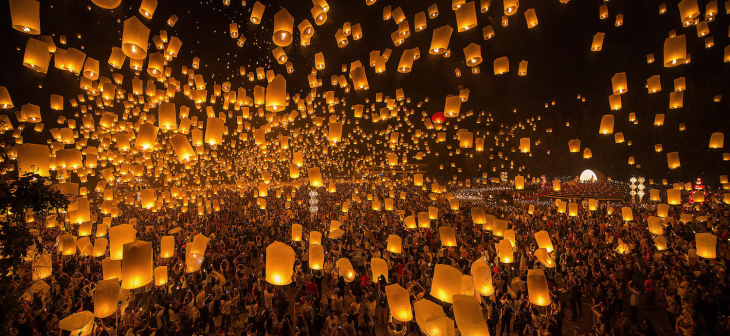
[519, 137, 530, 152]
[709, 132, 724, 148]
[527, 269, 550, 306]
[135, 123, 158, 151]
[23, 38, 50, 73]
[494, 56, 509, 74]
[17, 143, 49, 176]
[154, 266, 168, 286]
[387, 235, 402, 253]
[31, 253, 52, 281]
[514, 175, 524, 189]
[648, 216, 664, 235]
[266, 242, 295, 285]
[429, 25, 453, 55]
[470, 259, 493, 296]
[667, 152, 681, 169]
[312, 5, 327, 25]
[121, 241, 153, 289]
[611, 72, 628, 94]
[431, 112, 446, 123]
[440, 227, 457, 246]
[524, 8, 538, 28]
[139, 0, 157, 18]
[503, 0, 519, 15]
[9, 0, 41, 34]
[498, 239, 513, 263]
[94, 279, 119, 318]
[250, 1, 265, 24]
[599, 114, 614, 134]
[273, 8, 294, 47]
[370, 258, 388, 282]
[309, 244, 324, 270]
[386, 284, 413, 322]
[534, 248, 555, 267]
[591, 32, 605, 51]
[568, 139, 581, 152]
[455, 1, 477, 32]
[431, 264, 462, 303]
[667, 189, 681, 205]
[102, 258, 121, 280]
[336, 258, 357, 282]
[463, 43, 482, 66]
[696, 233, 717, 258]
[122, 17, 150, 60]
[664, 35, 687, 67]
[266, 75, 287, 112]
[109, 224, 136, 260]
[453, 294, 489, 335]
[160, 236, 175, 259]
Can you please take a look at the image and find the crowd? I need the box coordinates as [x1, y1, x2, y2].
[6, 181, 730, 336]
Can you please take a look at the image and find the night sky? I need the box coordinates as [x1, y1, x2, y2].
[2, 0, 729, 186]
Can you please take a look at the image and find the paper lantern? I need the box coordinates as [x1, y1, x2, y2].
[109, 224, 136, 260]
[140, 189, 156, 209]
[664, 35, 687, 67]
[139, 0, 157, 18]
[429, 25, 453, 54]
[291, 224, 303, 242]
[455, 1, 477, 31]
[121, 241, 153, 289]
[310, 231, 322, 245]
[648, 216, 664, 235]
[170, 134, 195, 162]
[556, 200, 566, 213]
[449, 198, 460, 210]
[534, 230, 553, 252]
[31, 253, 52, 281]
[308, 167, 323, 187]
[94, 279, 120, 318]
[0, 87, 12, 109]
[440, 227, 457, 247]
[667, 152, 681, 169]
[534, 248, 555, 268]
[503, 0, 519, 15]
[498, 239, 513, 263]
[709, 132, 724, 148]
[653, 236, 668, 251]
[309, 244, 324, 270]
[9, 0, 40, 34]
[100, 259, 122, 282]
[204, 117, 224, 146]
[669, 91, 684, 109]
[135, 123, 158, 151]
[312, 5, 327, 25]
[621, 207, 633, 221]
[591, 32, 605, 51]
[418, 212, 430, 228]
[453, 294, 489, 335]
[265, 242, 295, 285]
[336, 258, 356, 282]
[514, 175, 524, 189]
[650, 189, 660, 201]
[444, 95, 462, 118]
[678, 0, 700, 23]
[59, 312, 95, 336]
[616, 239, 630, 254]
[667, 189, 681, 205]
[17, 143, 49, 176]
[371, 258, 388, 283]
[265, 75, 287, 112]
[470, 207, 487, 225]
[23, 38, 50, 73]
[519, 137, 530, 152]
[568, 203, 578, 217]
[122, 17, 150, 60]
[524, 8, 538, 28]
[154, 266, 168, 286]
[387, 235, 402, 253]
[430, 264, 462, 303]
[527, 269, 550, 306]
[415, 299, 454, 336]
[696, 233, 717, 258]
[568, 139, 581, 152]
[404, 215, 417, 229]
[250, 1, 265, 24]
[386, 284, 413, 322]
[159, 236, 174, 259]
[493, 56, 509, 74]
[470, 259, 493, 296]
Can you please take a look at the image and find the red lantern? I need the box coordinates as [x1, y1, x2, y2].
[432, 112, 446, 124]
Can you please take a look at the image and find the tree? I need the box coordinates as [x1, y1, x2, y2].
[0, 172, 71, 330]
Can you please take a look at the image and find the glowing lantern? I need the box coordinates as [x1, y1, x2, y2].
[309, 244, 324, 270]
[591, 32, 605, 51]
[121, 241, 153, 289]
[503, 0, 519, 15]
[527, 269, 550, 306]
[440, 227, 457, 247]
[709, 132, 724, 148]
[453, 294, 489, 335]
[455, 1, 477, 31]
[94, 279, 120, 318]
[470, 259, 493, 296]
[494, 56, 509, 74]
[31, 253, 52, 281]
[648, 216, 664, 235]
[387, 235, 402, 253]
[160, 236, 174, 259]
[250, 1, 265, 24]
[102, 258, 121, 280]
[695, 233, 717, 258]
[336, 258, 356, 282]
[273, 8, 294, 47]
[664, 35, 687, 67]
[59, 312, 95, 336]
[386, 284, 413, 322]
[429, 25, 453, 54]
[524, 8, 538, 28]
[667, 152, 681, 169]
[498, 239, 513, 263]
[9, 0, 40, 34]
[170, 134, 195, 162]
[17, 144, 49, 176]
[568, 203, 578, 217]
[153, 266, 168, 286]
[514, 175, 524, 189]
[291, 224, 303, 242]
[431, 264, 462, 303]
[109, 224, 136, 260]
[535, 248, 555, 268]
[122, 17, 150, 60]
[310, 231, 322, 245]
[265, 242, 295, 285]
[23, 38, 50, 73]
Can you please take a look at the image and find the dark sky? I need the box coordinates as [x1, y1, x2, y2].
[1, 0, 729, 186]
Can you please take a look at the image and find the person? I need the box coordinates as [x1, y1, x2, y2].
[629, 281, 641, 324]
